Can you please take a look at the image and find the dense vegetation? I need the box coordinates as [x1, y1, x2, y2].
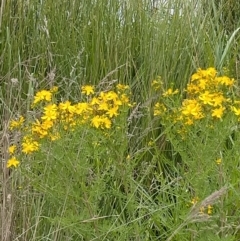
[1, 0, 240, 240]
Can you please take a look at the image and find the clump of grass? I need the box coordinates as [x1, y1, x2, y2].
[4, 68, 240, 240]
[151, 67, 240, 240]
[7, 82, 135, 240]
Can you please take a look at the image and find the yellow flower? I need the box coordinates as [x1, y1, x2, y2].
[191, 68, 217, 81]
[154, 109, 161, 116]
[99, 91, 108, 102]
[120, 94, 129, 104]
[75, 103, 92, 115]
[49, 132, 60, 141]
[7, 156, 20, 168]
[106, 106, 119, 118]
[212, 106, 225, 119]
[9, 116, 25, 130]
[50, 86, 59, 93]
[199, 91, 214, 105]
[32, 120, 54, 138]
[58, 101, 76, 114]
[22, 138, 39, 154]
[42, 120, 54, 130]
[186, 83, 201, 95]
[153, 102, 166, 116]
[207, 205, 213, 215]
[151, 76, 162, 90]
[163, 88, 179, 97]
[90, 97, 101, 106]
[91, 115, 111, 129]
[190, 197, 199, 205]
[173, 89, 179, 95]
[33, 90, 52, 105]
[91, 115, 102, 128]
[98, 102, 109, 111]
[81, 85, 95, 95]
[8, 145, 16, 154]
[216, 76, 234, 87]
[205, 67, 217, 79]
[41, 104, 58, 121]
[163, 88, 173, 97]
[101, 117, 111, 129]
[148, 140, 154, 146]
[105, 91, 119, 101]
[199, 91, 225, 107]
[185, 117, 194, 125]
[211, 92, 226, 107]
[181, 99, 203, 119]
[216, 158, 222, 165]
[116, 84, 129, 91]
[198, 78, 208, 90]
[231, 106, 240, 116]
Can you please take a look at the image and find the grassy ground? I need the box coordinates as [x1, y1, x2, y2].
[1, 0, 240, 240]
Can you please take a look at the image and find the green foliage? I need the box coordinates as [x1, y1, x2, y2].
[1, 0, 240, 240]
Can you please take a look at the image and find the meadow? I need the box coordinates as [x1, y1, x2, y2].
[1, 0, 240, 240]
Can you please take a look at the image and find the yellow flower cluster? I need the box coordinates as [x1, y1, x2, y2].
[7, 116, 25, 168]
[153, 68, 237, 126]
[22, 136, 40, 154]
[9, 116, 25, 130]
[7, 84, 130, 168]
[7, 145, 19, 168]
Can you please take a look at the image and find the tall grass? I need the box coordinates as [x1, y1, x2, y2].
[1, 0, 240, 240]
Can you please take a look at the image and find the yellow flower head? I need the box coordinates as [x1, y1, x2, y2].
[191, 67, 217, 81]
[7, 156, 20, 168]
[148, 140, 155, 147]
[120, 94, 129, 104]
[211, 106, 225, 119]
[231, 106, 240, 116]
[41, 104, 58, 121]
[58, 101, 76, 114]
[9, 116, 25, 130]
[216, 158, 222, 165]
[50, 86, 59, 93]
[105, 91, 119, 101]
[106, 106, 119, 118]
[181, 99, 203, 119]
[190, 197, 199, 205]
[91, 115, 102, 129]
[216, 76, 234, 87]
[81, 85, 95, 95]
[31, 119, 53, 138]
[211, 92, 226, 107]
[101, 117, 111, 129]
[22, 137, 40, 154]
[91, 115, 111, 129]
[90, 97, 101, 106]
[151, 76, 162, 90]
[163, 88, 179, 97]
[33, 90, 52, 105]
[116, 84, 129, 91]
[74, 102, 92, 116]
[153, 102, 166, 116]
[8, 145, 16, 155]
[207, 205, 213, 215]
[186, 83, 201, 95]
[199, 91, 214, 105]
[98, 101, 109, 111]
